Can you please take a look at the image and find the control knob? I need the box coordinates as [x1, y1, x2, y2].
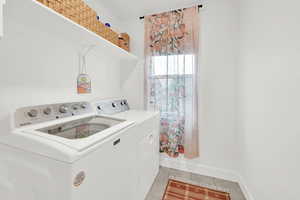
[80, 103, 87, 109]
[72, 105, 79, 111]
[27, 109, 38, 118]
[59, 105, 69, 114]
[43, 107, 52, 115]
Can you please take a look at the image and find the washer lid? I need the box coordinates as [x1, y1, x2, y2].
[22, 116, 135, 152]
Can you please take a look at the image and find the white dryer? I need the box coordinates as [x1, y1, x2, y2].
[94, 99, 160, 200]
[0, 99, 159, 200]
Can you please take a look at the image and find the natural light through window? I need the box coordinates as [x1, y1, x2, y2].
[151, 55, 194, 76]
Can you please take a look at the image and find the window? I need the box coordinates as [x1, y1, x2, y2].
[149, 54, 195, 114]
[151, 54, 194, 76]
[144, 6, 200, 158]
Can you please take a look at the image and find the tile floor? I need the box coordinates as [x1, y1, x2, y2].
[145, 167, 246, 200]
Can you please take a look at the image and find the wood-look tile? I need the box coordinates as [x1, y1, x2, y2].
[214, 178, 240, 191]
[190, 173, 216, 186]
[144, 167, 247, 200]
[167, 168, 192, 180]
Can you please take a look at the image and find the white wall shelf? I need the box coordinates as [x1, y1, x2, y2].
[0, 0, 5, 38]
[8, 0, 138, 61]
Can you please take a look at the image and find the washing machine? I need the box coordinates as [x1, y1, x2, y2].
[0, 99, 159, 200]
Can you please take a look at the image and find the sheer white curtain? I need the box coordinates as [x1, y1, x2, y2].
[144, 7, 200, 158]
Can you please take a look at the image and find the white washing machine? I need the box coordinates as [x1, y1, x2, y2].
[0, 99, 159, 200]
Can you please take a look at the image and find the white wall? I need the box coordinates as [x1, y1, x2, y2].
[237, 0, 300, 199]
[123, 0, 240, 172]
[196, 0, 239, 172]
[0, 0, 4, 38]
[119, 19, 145, 109]
[0, 1, 124, 135]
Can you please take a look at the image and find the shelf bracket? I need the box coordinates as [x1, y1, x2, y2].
[0, 0, 6, 38]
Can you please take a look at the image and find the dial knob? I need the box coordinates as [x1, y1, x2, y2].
[43, 107, 52, 115]
[80, 103, 87, 109]
[59, 105, 69, 114]
[72, 105, 79, 111]
[112, 103, 116, 108]
[97, 106, 101, 110]
[27, 109, 38, 118]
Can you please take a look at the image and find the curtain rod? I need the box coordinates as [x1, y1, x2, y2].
[139, 4, 203, 20]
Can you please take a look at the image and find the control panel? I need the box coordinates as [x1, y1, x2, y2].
[95, 99, 130, 115]
[15, 102, 92, 128]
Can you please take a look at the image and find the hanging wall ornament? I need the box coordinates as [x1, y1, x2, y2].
[77, 56, 91, 94]
[77, 46, 94, 94]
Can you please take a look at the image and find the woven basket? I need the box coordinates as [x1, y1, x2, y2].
[36, 0, 123, 49]
[118, 33, 130, 51]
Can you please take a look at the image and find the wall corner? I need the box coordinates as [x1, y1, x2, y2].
[0, 0, 6, 38]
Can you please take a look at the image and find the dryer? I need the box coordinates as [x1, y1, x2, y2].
[94, 99, 160, 200]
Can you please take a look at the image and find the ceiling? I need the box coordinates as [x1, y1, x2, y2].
[98, 0, 203, 20]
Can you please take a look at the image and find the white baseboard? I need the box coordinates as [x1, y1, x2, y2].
[236, 175, 255, 200]
[160, 155, 254, 200]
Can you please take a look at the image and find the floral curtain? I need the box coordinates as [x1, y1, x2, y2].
[144, 7, 200, 158]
